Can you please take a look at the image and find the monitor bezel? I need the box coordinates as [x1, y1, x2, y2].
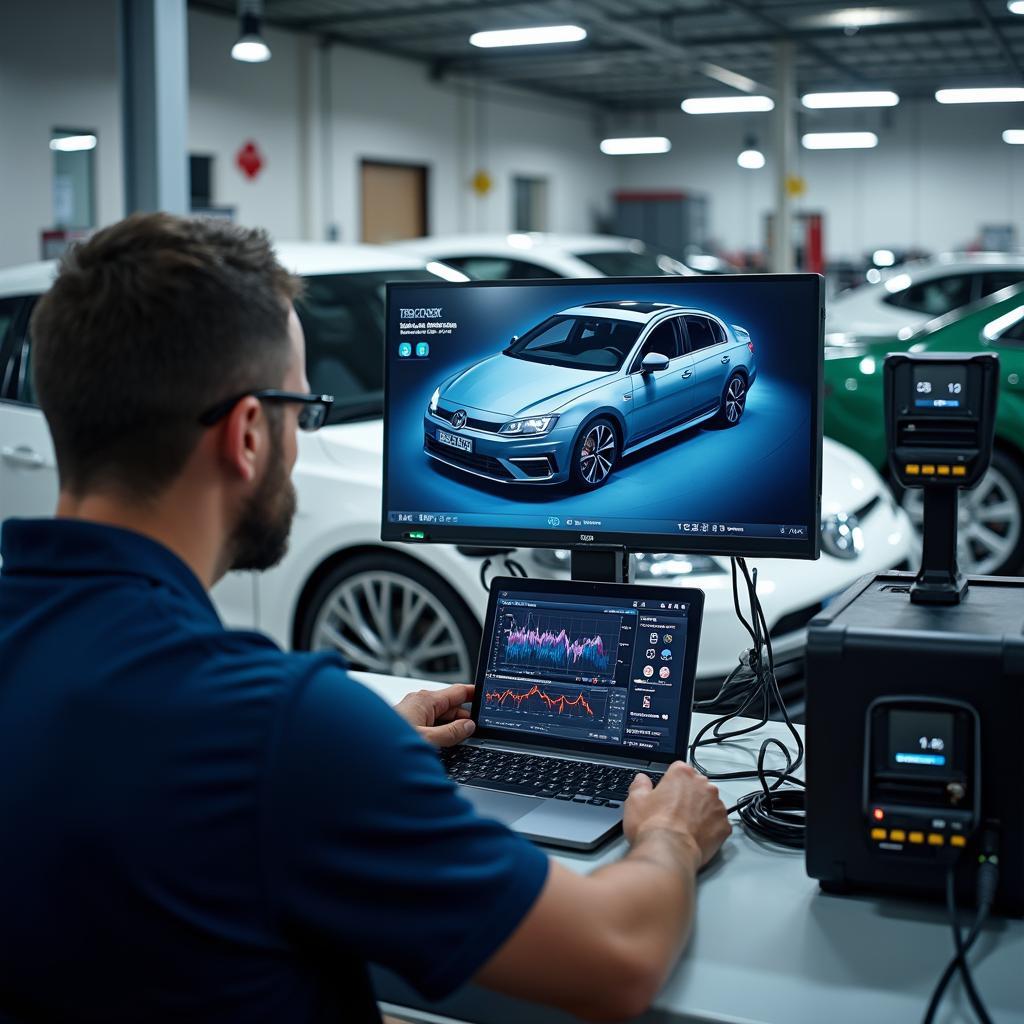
[382, 273, 824, 560]
[469, 576, 705, 765]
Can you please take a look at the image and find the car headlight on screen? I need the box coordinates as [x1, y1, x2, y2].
[531, 549, 726, 578]
[428, 387, 440, 414]
[499, 415, 559, 436]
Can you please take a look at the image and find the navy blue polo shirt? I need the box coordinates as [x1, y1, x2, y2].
[0, 518, 548, 1023]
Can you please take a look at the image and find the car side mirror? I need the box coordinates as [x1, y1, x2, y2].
[509, 335, 519, 344]
[641, 352, 670, 373]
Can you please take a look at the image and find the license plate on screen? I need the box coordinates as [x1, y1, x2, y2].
[437, 429, 472, 453]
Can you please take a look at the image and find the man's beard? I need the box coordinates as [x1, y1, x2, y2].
[229, 426, 297, 572]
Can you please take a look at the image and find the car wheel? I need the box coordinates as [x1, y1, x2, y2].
[899, 449, 1024, 576]
[296, 553, 481, 684]
[714, 373, 747, 427]
[570, 418, 618, 489]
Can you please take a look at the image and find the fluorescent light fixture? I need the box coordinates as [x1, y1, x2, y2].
[681, 95, 774, 114]
[823, 6, 906, 28]
[425, 261, 469, 283]
[1009, 1, 1024, 13]
[1004, 129, 1024, 144]
[49, 134, 97, 152]
[802, 131, 878, 150]
[802, 90, 899, 109]
[936, 87, 1024, 104]
[983, 305, 1024, 340]
[737, 148, 766, 169]
[599, 136, 671, 155]
[470, 25, 586, 48]
[873, 249, 896, 267]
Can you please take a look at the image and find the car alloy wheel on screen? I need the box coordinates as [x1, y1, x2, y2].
[299, 554, 480, 684]
[899, 451, 1024, 576]
[572, 419, 618, 489]
[715, 373, 747, 427]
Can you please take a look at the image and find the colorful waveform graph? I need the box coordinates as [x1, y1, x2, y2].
[501, 617, 614, 675]
[484, 683, 606, 720]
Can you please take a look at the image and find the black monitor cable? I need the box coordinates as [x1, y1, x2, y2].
[922, 832, 1000, 1024]
[690, 557, 806, 848]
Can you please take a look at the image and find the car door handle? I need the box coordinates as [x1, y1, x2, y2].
[680, 369, 693, 378]
[721, 355, 731, 364]
[1, 445, 44, 469]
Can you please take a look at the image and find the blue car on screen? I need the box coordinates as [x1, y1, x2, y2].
[423, 300, 757, 490]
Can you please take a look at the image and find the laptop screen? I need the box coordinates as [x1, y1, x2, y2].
[470, 578, 704, 764]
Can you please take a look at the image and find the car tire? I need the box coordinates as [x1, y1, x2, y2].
[713, 372, 748, 428]
[295, 552, 481, 684]
[569, 417, 619, 490]
[898, 447, 1024, 576]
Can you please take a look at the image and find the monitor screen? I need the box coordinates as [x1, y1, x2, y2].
[469, 578, 704, 763]
[382, 275, 823, 558]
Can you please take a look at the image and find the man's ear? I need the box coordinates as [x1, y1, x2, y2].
[218, 396, 264, 484]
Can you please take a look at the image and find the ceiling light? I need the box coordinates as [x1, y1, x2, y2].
[873, 249, 896, 267]
[802, 131, 878, 150]
[1009, 2, 1024, 13]
[1004, 129, 1024, 144]
[936, 87, 1024, 104]
[802, 90, 899, 109]
[231, 1, 271, 63]
[818, 7, 907, 28]
[682, 95, 774, 114]
[49, 134, 97, 152]
[737, 149, 765, 169]
[599, 136, 671, 155]
[469, 25, 586, 48]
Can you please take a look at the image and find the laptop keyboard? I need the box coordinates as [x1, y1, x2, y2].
[440, 746, 663, 807]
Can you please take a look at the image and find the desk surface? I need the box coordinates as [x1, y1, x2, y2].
[353, 672, 1024, 1024]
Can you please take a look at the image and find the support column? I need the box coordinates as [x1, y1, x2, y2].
[771, 39, 796, 273]
[120, 0, 188, 215]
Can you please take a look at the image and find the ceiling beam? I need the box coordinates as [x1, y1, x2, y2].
[971, 0, 1024, 79]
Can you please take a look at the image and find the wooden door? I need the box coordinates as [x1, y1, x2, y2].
[361, 160, 428, 243]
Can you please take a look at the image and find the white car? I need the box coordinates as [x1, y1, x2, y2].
[397, 233, 695, 281]
[826, 253, 1024, 339]
[0, 246, 913, 688]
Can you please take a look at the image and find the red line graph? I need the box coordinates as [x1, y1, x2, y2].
[485, 684, 595, 717]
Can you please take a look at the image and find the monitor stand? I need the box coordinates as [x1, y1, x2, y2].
[570, 546, 632, 585]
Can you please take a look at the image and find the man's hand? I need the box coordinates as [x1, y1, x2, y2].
[623, 761, 731, 867]
[394, 684, 476, 747]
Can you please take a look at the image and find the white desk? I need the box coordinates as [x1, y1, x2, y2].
[353, 672, 1024, 1024]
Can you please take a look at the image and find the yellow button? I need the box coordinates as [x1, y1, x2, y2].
[952, 466, 967, 477]
[871, 828, 887, 841]
[928, 833, 945, 846]
[890, 829, 907, 842]
[937, 465, 951, 476]
[909, 831, 925, 844]
[922, 465, 936, 475]
[905, 464, 920, 475]
[951, 835, 967, 848]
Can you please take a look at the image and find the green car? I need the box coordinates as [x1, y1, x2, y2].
[824, 283, 1024, 576]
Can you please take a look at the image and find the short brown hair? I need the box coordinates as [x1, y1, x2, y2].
[30, 213, 301, 497]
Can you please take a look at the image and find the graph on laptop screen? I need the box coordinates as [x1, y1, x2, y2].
[479, 588, 691, 755]
[382, 274, 824, 559]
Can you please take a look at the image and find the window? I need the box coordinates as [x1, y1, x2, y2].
[709, 320, 727, 345]
[684, 315, 718, 351]
[0, 297, 34, 403]
[190, 154, 214, 210]
[576, 249, 674, 278]
[506, 315, 642, 371]
[513, 176, 548, 232]
[437, 256, 561, 280]
[631, 320, 679, 371]
[50, 128, 96, 229]
[980, 271, 1024, 297]
[883, 274, 975, 315]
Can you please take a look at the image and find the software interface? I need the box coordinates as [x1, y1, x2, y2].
[383, 277, 821, 548]
[479, 589, 691, 755]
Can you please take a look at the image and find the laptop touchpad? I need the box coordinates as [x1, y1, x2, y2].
[460, 787, 544, 826]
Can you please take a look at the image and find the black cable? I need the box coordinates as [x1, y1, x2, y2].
[478, 558, 493, 593]
[503, 557, 528, 578]
[689, 557, 806, 848]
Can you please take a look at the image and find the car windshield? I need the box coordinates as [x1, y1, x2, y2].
[574, 249, 686, 277]
[505, 314, 642, 371]
[296, 269, 440, 425]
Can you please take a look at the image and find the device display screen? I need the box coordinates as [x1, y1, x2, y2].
[888, 708, 955, 769]
[382, 276, 822, 557]
[912, 364, 967, 411]
[477, 588, 691, 756]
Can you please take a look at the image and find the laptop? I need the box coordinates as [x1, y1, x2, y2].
[440, 576, 704, 851]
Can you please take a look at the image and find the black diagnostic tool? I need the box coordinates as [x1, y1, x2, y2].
[884, 352, 999, 604]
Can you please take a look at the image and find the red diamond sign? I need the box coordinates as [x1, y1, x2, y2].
[235, 140, 264, 180]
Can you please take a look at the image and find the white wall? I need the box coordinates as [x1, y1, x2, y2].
[612, 101, 1024, 262]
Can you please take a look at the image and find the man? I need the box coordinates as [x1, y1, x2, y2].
[0, 214, 730, 1023]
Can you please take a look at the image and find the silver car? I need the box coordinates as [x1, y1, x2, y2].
[424, 301, 757, 490]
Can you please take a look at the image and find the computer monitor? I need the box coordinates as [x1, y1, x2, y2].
[382, 274, 823, 559]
